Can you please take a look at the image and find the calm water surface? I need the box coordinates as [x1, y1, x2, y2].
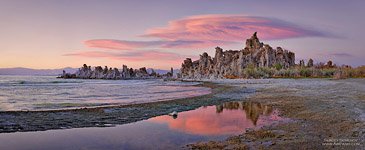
[0, 75, 211, 111]
[0, 101, 286, 150]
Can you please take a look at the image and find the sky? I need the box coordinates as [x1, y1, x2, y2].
[0, 0, 364, 69]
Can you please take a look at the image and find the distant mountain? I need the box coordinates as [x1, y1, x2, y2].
[0, 67, 78, 76]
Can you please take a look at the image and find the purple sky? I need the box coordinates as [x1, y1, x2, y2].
[0, 0, 364, 69]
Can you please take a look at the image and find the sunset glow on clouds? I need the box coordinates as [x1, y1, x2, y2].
[64, 50, 196, 68]
[81, 15, 328, 50]
[85, 39, 231, 50]
[64, 50, 195, 61]
[143, 14, 328, 41]
[1, 0, 364, 69]
[65, 14, 329, 68]
[84, 40, 162, 50]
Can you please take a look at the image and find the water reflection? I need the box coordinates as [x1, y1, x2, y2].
[149, 101, 280, 136]
[0, 101, 285, 150]
[216, 101, 274, 125]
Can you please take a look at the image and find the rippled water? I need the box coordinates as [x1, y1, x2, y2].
[0, 75, 211, 111]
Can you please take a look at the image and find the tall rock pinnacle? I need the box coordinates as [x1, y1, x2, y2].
[245, 32, 263, 50]
[180, 32, 296, 79]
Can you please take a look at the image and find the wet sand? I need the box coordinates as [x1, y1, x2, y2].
[189, 78, 365, 149]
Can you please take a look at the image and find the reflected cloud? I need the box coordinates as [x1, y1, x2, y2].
[149, 101, 280, 136]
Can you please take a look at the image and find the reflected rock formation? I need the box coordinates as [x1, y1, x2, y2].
[216, 101, 273, 125]
[149, 101, 279, 136]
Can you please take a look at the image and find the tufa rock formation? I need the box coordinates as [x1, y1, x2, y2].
[180, 32, 296, 79]
[60, 64, 174, 80]
[307, 59, 314, 67]
[74, 64, 121, 79]
[299, 60, 305, 67]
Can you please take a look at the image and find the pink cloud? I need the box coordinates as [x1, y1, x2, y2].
[65, 14, 332, 68]
[143, 14, 329, 41]
[84, 39, 236, 50]
[83, 15, 329, 51]
[149, 107, 253, 135]
[84, 39, 162, 50]
[159, 40, 237, 49]
[64, 51, 111, 57]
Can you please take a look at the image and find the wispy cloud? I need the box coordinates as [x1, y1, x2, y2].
[85, 39, 234, 50]
[83, 14, 331, 50]
[84, 39, 163, 50]
[64, 50, 196, 63]
[143, 14, 330, 42]
[330, 52, 353, 57]
[66, 14, 333, 68]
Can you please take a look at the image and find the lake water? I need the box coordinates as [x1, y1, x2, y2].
[0, 75, 211, 111]
[0, 101, 286, 150]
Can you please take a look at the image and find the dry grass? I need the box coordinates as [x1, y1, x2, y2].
[188, 141, 227, 150]
[245, 130, 277, 139]
[188, 137, 249, 150]
[224, 75, 240, 79]
[238, 66, 365, 79]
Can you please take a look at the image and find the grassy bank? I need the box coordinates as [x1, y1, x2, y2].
[225, 65, 365, 79]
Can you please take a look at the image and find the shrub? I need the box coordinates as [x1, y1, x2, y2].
[257, 67, 275, 78]
[243, 63, 257, 78]
[273, 63, 283, 70]
[333, 70, 348, 79]
[321, 68, 336, 77]
[240, 64, 365, 79]
[299, 68, 312, 77]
